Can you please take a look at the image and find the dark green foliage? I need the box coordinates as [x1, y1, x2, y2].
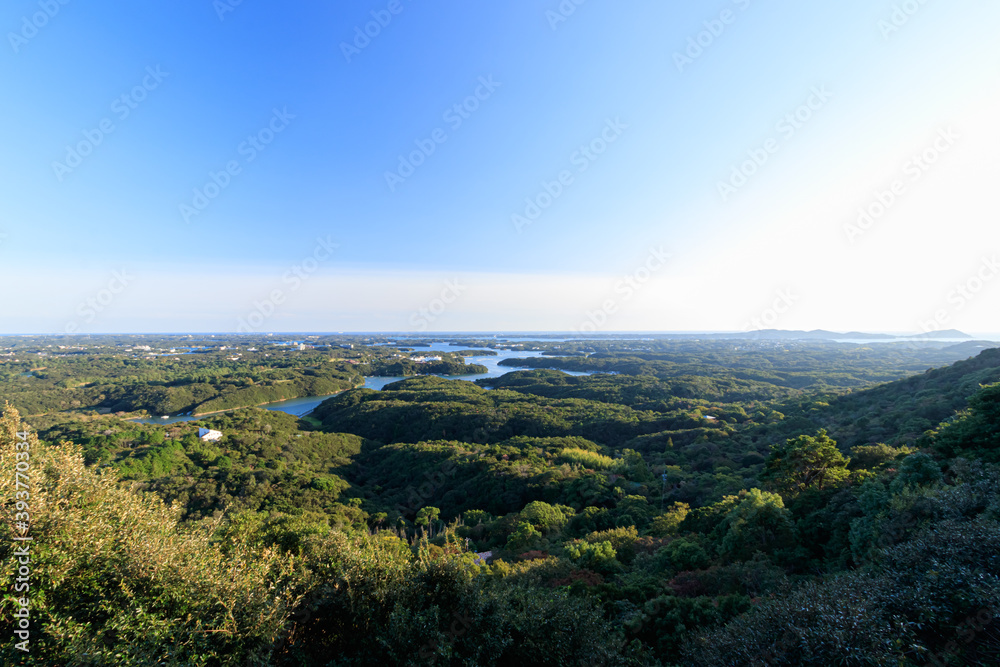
[930, 382, 1000, 462]
[483, 368, 785, 410]
[366, 356, 489, 377]
[569, 506, 615, 536]
[37, 416, 168, 465]
[850, 442, 913, 470]
[661, 537, 710, 572]
[889, 452, 943, 492]
[493, 341, 995, 400]
[717, 489, 796, 562]
[757, 347, 1000, 449]
[628, 594, 752, 658]
[786, 487, 861, 567]
[0, 409, 302, 666]
[5, 350, 361, 417]
[313, 375, 674, 448]
[281, 533, 647, 666]
[761, 430, 851, 496]
[564, 539, 621, 574]
[683, 517, 1000, 666]
[4, 335, 1000, 665]
[519, 500, 574, 533]
[95, 409, 367, 523]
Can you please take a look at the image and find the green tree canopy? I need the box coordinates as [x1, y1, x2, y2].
[761, 430, 851, 496]
[719, 488, 796, 561]
[931, 382, 1000, 462]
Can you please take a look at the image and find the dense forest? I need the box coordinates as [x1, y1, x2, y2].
[0, 338, 486, 418]
[1, 334, 999, 665]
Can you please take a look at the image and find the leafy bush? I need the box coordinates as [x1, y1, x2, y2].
[564, 539, 620, 575]
[683, 517, 1000, 666]
[718, 488, 796, 562]
[584, 525, 639, 564]
[660, 536, 710, 572]
[931, 382, 1000, 462]
[0, 406, 302, 666]
[649, 501, 690, 536]
[285, 532, 646, 665]
[849, 443, 913, 470]
[558, 447, 614, 469]
[519, 500, 574, 534]
[889, 452, 942, 492]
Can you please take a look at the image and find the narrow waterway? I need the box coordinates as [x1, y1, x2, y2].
[131, 343, 591, 424]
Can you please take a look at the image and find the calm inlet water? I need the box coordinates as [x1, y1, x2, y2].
[131, 343, 591, 424]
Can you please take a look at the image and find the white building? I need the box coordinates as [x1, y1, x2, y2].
[198, 428, 223, 442]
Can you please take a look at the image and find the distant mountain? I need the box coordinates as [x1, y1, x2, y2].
[940, 340, 998, 356]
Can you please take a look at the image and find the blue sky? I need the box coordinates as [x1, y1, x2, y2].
[1, 0, 998, 334]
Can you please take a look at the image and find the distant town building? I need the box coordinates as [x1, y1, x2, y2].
[198, 428, 223, 442]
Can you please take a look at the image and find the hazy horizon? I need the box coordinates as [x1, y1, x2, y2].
[5, 329, 1000, 342]
[2, 2, 997, 334]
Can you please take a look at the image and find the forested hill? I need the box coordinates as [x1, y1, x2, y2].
[477, 346, 1000, 457]
[497, 340, 995, 391]
[480, 369, 795, 405]
[3, 335, 1000, 665]
[0, 342, 487, 418]
[757, 346, 1000, 449]
[310, 375, 689, 448]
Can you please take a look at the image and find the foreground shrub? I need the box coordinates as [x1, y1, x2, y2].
[281, 532, 647, 665]
[682, 517, 1000, 666]
[0, 406, 302, 666]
